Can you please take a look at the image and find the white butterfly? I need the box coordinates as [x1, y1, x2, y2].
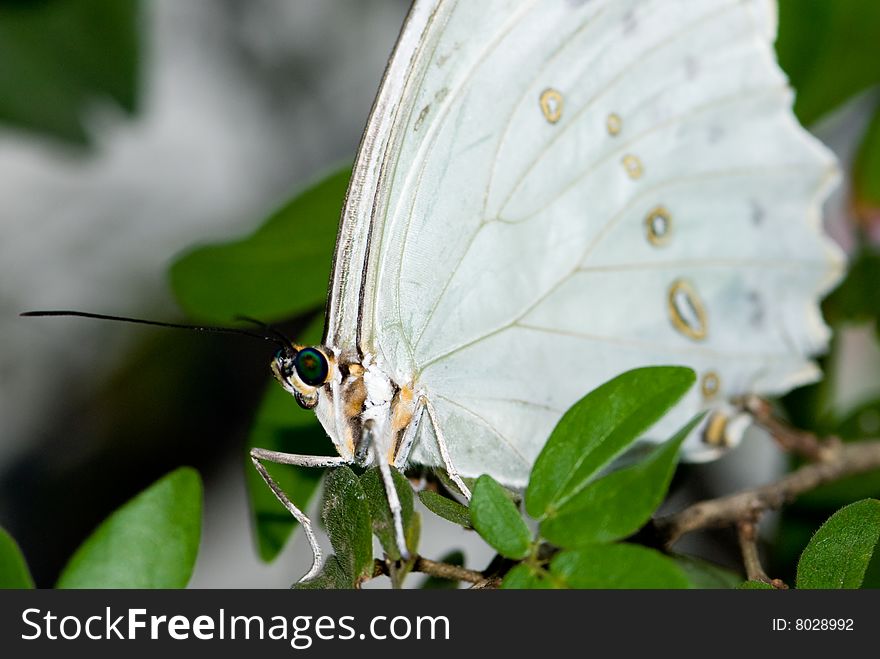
[252, 0, 844, 581]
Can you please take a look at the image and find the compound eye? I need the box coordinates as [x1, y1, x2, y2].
[294, 347, 329, 386]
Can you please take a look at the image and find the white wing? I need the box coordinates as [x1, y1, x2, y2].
[329, 0, 844, 486]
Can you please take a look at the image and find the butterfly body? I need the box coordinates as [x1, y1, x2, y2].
[272, 345, 421, 471]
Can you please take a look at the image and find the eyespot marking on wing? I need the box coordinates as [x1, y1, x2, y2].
[606, 112, 622, 136]
[539, 88, 563, 124]
[645, 205, 672, 246]
[622, 154, 643, 179]
[668, 279, 708, 341]
[700, 370, 720, 399]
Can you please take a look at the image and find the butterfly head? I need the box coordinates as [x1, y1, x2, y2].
[271, 345, 333, 410]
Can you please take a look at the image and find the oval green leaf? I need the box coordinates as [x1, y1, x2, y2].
[526, 366, 695, 519]
[57, 467, 202, 588]
[501, 564, 558, 590]
[796, 498, 880, 589]
[0, 527, 34, 589]
[321, 467, 373, 584]
[470, 475, 532, 560]
[418, 490, 472, 528]
[540, 415, 697, 548]
[550, 544, 690, 589]
[170, 166, 350, 323]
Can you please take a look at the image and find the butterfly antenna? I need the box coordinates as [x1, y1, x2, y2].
[233, 314, 296, 352]
[19, 310, 291, 351]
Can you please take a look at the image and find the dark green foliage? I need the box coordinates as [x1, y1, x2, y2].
[170, 167, 350, 324]
[525, 366, 695, 519]
[470, 475, 532, 560]
[360, 467, 416, 561]
[246, 379, 335, 562]
[776, 0, 880, 126]
[0, 0, 141, 143]
[418, 490, 472, 528]
[539, 415, 698, 547]
[319, 467, 374, 587]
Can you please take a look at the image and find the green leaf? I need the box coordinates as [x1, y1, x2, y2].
[170, 166, 350, 323]
[0, 527, 34, 589]
[776, 0, 880, 125]
[294, 555, 352, 590]
[57, 467, 202, 588]
[418, 490, 472, 528]
[526, 366, 695, 519]
[321, 467, 373, 584]
[469, 475, 532, 560]
[420, 550, 465, 590]
[737, 580, 776, 590]
[796, 499, 880, 589]
[433, 470, 477, 499]
[675, 555, 743, 589]
[550, 544, 690, 589]
[246, 379, 336, 562]
[396, 512, 421, 587]
[540, 415, 696, 547]
[855, 106, 880, 214]
[501, 564, 559, 590]
[360, 467, 415, 561]
[0, 0, 140, 143]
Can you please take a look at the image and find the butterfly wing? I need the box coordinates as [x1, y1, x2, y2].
[328, 0, 843, 486]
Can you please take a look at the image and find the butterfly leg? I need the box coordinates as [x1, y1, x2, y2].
[361, 419, 410, 561]
[422, 396, 472, 500]
[249, 448, 348, 582]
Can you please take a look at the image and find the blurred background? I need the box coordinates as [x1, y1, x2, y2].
[0, 0, 878, 588]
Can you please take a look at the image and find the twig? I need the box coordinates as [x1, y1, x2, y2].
[372, 556, 485, 585]
[736, 520, 770, 583]
[655, 440, 880, 546]
[745, 396, 840, 462]
[415, 556, 485, 584]
[469, 576, 503, 589]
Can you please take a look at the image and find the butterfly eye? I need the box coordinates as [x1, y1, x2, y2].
[294, 347, 329, 386]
